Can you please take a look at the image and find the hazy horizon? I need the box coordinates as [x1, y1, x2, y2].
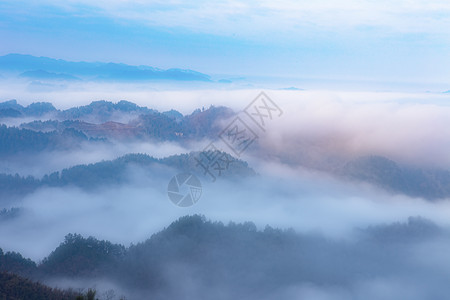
[1, 1, 449, 299]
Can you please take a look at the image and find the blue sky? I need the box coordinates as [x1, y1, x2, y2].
[0, 0, 449, 83]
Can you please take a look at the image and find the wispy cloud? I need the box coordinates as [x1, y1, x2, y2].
[1, 0, 449, 83]
[30, 0, 450, 38]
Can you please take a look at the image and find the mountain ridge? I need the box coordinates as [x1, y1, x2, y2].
[0, 215, 444, 299]
[0, 152, 256, 203]
[0, 54, 212, 82]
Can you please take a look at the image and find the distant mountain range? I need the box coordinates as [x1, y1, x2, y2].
[0, 100, 58, 118]
[0, 99, 235, 142]
[1, 99, 450, 201]
[0, 54, 212, 82]
[0, 99, 158, 121]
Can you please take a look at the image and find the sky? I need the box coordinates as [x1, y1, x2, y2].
[0, 0, 449, 84]
[2, 3, 450, 298]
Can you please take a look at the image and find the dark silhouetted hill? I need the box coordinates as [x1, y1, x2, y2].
[0, 215, 445, 299]
[0, 152, 255, 202]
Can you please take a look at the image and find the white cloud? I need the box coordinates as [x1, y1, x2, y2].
[36, 0, 450, 38]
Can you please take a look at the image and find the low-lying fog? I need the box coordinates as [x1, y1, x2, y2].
[2, 162, 450, 261]
[1, 86, 450, 299]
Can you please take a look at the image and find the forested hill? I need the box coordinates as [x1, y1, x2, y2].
[0, 100, 235, 145]
[0, 272, 86, 300]
[0, 215, 444, 300]
[0, 152, 256, 203]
